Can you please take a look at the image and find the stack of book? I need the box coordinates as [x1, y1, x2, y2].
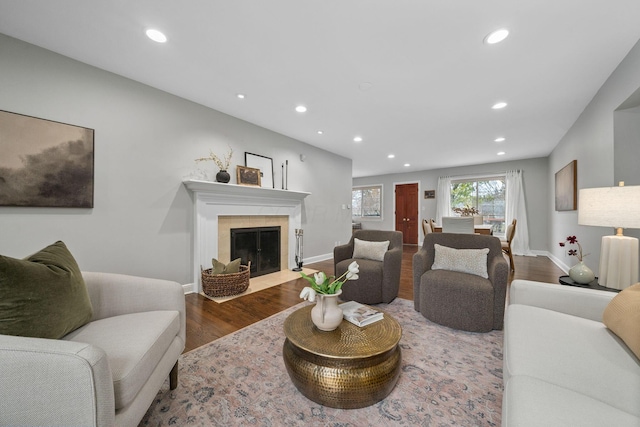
[339, 301, 384, 327]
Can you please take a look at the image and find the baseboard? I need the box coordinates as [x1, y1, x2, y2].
[183, 283, 195, 294]
[542, 251, 570, 273]
[303, 252, 333, 265]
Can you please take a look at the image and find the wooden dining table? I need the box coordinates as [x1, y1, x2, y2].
[432, 224, 494, 235]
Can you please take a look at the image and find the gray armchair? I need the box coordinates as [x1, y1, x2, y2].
[334, 230, 403, 304]
[413, 233, 509, 332]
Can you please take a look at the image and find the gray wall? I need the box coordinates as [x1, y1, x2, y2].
[549, 38, 640, 273]
[353, 157, 549, 251]
[0, 34, 352, 284]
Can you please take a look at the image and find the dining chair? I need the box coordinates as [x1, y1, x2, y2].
[442, 216, 475, 234]
[422, 219, 433, 236]
[501, 219, 517, 271]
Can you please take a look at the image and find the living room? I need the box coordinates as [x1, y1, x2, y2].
[1, 4, 639, 286]
[1, 2, 640, 426]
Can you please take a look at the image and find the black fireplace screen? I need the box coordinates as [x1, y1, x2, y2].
[230, 226, 281, 278]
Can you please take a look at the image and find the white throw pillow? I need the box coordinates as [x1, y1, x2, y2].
[431, 244, 489, 278]
[353, 238, 390, 262]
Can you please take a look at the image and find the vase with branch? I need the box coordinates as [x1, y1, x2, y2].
[195, 146, 233, 183]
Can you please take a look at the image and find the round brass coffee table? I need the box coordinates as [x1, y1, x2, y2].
[282, 305, 402, 409]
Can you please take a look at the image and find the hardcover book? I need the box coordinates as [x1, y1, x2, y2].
[339, 301, 384, 327]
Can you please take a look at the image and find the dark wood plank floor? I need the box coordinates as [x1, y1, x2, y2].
[184, 246, 565, 352]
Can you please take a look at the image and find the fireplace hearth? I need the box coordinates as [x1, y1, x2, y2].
[183, 179, 310, 293]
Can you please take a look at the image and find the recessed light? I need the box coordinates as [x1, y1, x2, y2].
[494, 137, 506, 142]
[317, 130, 323, 135]
[295, 105, 307, 113]
[404, 163, 410, 167]
[236, 93, 245, 99]
[146, 29, 167, 43]
[492, 102, 508, 110]
[497, 151, 506, 156]
[353, 136, 363, 142]
[484, 28, 509, 45]
[388, 154, 395, 159]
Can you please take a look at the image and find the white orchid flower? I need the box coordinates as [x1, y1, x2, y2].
[299, 286, 316, 302]
[313, 271, 327, 286]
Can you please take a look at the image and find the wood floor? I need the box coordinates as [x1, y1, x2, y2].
[184, 247, 565, 352]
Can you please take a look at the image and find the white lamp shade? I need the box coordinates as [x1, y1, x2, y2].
[578, 185, 640, 229]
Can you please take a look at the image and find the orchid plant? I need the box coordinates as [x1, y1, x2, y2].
[559, 235, 588, 262]
[299, 261, 359, 302]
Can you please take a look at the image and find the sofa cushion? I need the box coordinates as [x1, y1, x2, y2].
[63, 310, 181, 410]
[0, 241, 93, 339]
[353, 238, 389, 262]
[603, 282, 640, 359]
[504, 375, 640, 427]
[431, 244, 489, 278]
[504, 304, 640, 417]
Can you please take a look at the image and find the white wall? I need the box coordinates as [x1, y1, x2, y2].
[549, 38, 640, 273]
[353, 157, 549, 251]
[0, 34, 352, 284]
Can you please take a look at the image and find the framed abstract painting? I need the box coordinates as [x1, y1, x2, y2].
[0, 110, 94, 208]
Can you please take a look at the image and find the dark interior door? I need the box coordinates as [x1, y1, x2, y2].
[395, 183, 419, 244]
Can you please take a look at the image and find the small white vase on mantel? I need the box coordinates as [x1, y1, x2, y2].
[311, 290, 343, 331]
[569, 261, 595, 284]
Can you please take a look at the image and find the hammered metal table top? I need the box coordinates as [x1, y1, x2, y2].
[283, 304, 402, 359]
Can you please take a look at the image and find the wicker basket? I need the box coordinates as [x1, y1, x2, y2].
[201, 262, 251, 298]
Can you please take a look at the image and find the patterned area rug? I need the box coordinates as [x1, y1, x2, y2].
[139, 298, 503, 426]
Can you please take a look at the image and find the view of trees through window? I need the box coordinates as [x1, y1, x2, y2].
[451, 177, 506, 234]
[352, 185, 382, 219]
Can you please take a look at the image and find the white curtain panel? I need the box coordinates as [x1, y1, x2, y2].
[436, 176, 452, 225]
[505, 170, 534, 256]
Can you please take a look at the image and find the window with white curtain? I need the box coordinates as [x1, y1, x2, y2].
[352, 185, 382, 220]
[450, 176, 506, 236]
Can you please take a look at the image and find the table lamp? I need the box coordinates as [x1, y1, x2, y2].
[578, 182, 640, 289]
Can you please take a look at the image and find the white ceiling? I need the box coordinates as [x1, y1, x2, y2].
[1, 1, 640, 178]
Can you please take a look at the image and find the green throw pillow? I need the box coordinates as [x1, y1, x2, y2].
[0, 241, 93, 339]
[211, 258, 242, 274]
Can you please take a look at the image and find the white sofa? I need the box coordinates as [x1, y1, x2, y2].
[503, 280, 640, 426]
[0, 272, 186, 427]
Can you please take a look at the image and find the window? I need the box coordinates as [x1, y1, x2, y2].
[352, 185, 382, 220]
[450, 176, 505, 235]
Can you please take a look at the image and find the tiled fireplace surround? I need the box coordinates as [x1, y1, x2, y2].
[184, 180, 310, 293]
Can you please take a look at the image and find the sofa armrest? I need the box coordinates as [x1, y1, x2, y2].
[509, 280, 616, 322]
[381, 246, 403, 302]
[412, 248, 430, 311]
[333, 242, 354, 269]
[82, 272, 186, 344]
[0, 334, 115, 427]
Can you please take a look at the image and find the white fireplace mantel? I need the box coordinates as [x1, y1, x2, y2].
[183, 179, 310, 292]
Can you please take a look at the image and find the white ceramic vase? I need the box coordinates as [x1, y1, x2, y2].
[569, 261, 595, 284]
[311, 290, 343, 331]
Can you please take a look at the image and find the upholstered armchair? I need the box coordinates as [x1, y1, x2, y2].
[413, 233, 509, 332]
[334, 229, 403, 304]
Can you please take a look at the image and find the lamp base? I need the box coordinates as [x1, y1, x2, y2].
[599, 235, 639, 290]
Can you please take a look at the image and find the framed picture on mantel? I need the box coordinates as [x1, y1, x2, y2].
[237, 165, 261, 187]
[245, 152, 274, 189]
[555, 160, 577, 211]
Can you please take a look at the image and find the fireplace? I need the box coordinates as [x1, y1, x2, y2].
[183, 179, 310, 293]
[231, 226, 281, 277]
